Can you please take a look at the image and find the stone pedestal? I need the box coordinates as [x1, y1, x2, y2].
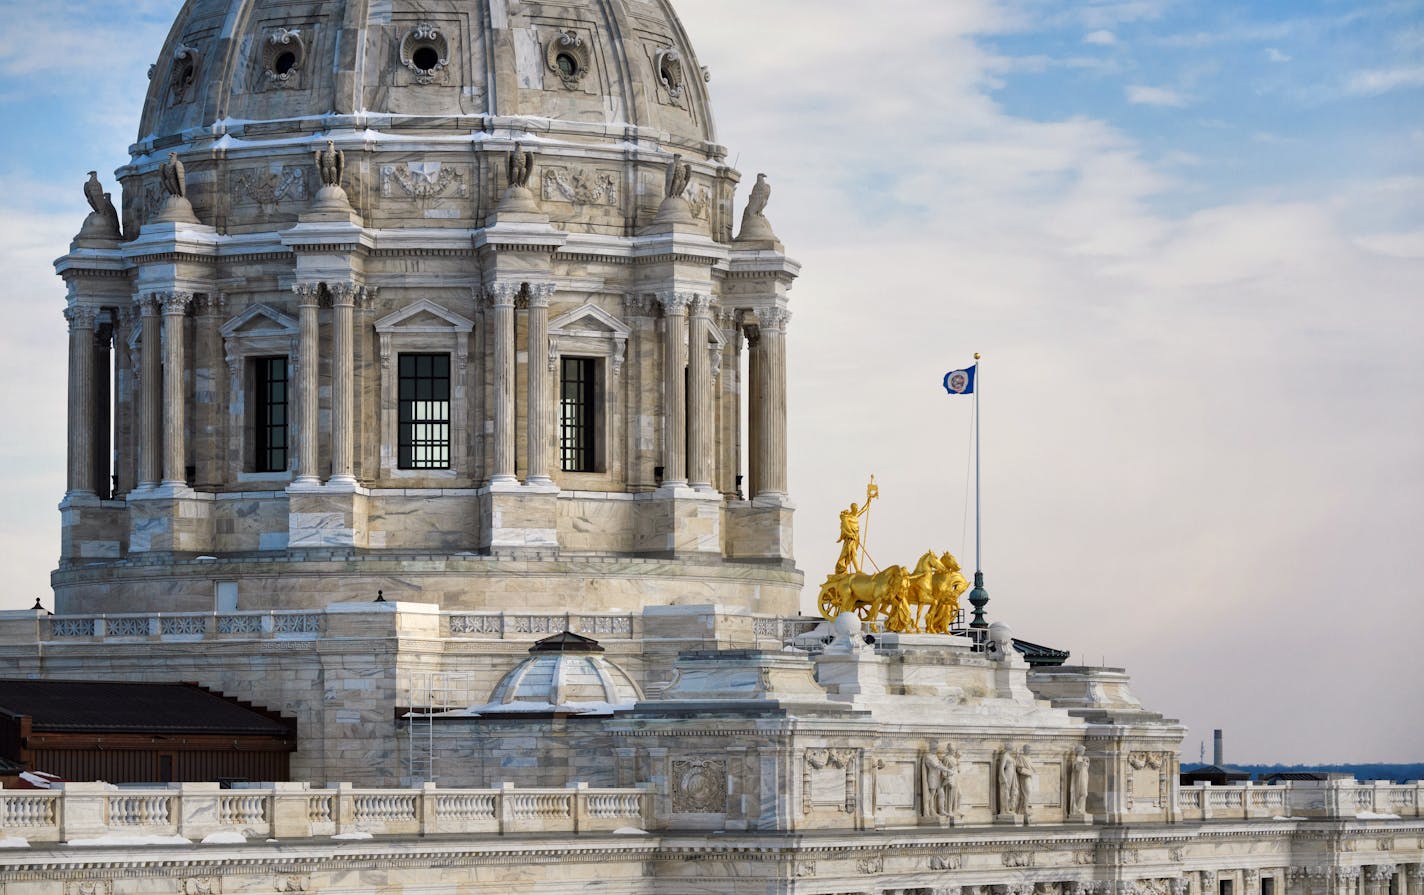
[127, 487, 213, 553]
[723, 500, 794, 562]
[59, 494, 125, 561]
[636, 489, 721, 556]
[478, 482, 559, 554]
[287, 482, 369, 549]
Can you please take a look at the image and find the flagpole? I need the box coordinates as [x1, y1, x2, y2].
[974, 352, 981, 573]
[968, 352, 989, 632]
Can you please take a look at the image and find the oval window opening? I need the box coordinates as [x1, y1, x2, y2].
[274, 51, 297, 75]
[556, 53, 578, 80]
[412, 45, 440, 71]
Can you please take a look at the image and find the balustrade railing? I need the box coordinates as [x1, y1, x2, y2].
[1177, 780, 1424, 822]
[0, 783, 648, 844]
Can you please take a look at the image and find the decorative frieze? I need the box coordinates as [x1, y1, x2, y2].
[231, 166, 309, 214]
[380, 162, 468, 204]
[541, 166, 618, 206]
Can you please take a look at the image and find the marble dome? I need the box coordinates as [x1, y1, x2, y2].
[470, 633, 642, 714]
[119, 0, 729, 237]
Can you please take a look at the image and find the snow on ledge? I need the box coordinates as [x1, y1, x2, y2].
[67, 834, 192, 847]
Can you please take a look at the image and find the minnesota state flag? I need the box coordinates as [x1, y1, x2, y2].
[942, 365, 976, 396]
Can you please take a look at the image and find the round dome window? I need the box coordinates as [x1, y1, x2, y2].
[400, 23, 449, 84]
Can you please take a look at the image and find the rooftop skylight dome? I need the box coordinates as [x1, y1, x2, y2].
[465, 632, 641, 716]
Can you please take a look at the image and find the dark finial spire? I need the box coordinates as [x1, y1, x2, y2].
[375, 589, 386, 603]
[968, 570, 989, 629]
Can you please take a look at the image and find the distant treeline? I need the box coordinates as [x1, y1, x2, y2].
[1182, 763, 1424, 783]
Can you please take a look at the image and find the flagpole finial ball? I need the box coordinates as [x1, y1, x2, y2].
[974, 352, 981, 360]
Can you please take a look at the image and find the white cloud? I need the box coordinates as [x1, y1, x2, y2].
[1345, 65, 1424, 95]
[1084, 29, 1118, 46]
[1126, 84, 1191, 106]
[1264, 47, 1291, 63]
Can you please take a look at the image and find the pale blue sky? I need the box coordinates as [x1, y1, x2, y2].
[0, 0, 1420, 761]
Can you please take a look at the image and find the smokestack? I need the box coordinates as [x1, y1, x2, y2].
[1213, 729, 1223, 766]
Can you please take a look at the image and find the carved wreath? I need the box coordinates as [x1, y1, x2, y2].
[671, 757, 726, 813]
[400, 23, 450, 84]
[546, 29, 591, 89]
[1128, 751, 1164, 770]
[262, 28, 306, 86]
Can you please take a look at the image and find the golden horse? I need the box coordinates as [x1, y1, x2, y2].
[901, 550, 970, 634]
[818, 565, 908, 623]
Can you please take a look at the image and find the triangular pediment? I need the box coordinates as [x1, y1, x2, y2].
[375, 298, 475, 334]
[220, 303, 299, 339]
[548, 302, 631, 339]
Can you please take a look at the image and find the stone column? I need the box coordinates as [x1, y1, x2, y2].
[192, 293, 226, 487]
[717, 308, 743, 498]
[292, 283, 322, 485]
[113, 306, 136, 496]
[525, 283, 555, 485]
[64, 305, 99, 497]
[136, 295, 163, 488]
[488, 283, 519, 484]
[160, 291, 193, 487]
[658, 292, 690, 487]
[745, 322, 761, 497]
[328, 282, 360, 486]
[92, 321, 112, 499]
[755, 307, 790, 499]
[686, 294, 714, 491]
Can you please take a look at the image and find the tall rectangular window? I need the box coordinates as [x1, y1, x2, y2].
[398, 353, 451, 469]
[560, 356, 597, 472]
[253, 356, 288, 473]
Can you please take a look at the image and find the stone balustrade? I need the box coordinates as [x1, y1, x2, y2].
[1177, 780, 1424, 821]
[39, 610, 649, 643]
[0, 782, 650, 844]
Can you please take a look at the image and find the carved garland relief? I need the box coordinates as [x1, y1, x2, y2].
[541, 167, 618, 207]
[230, 166, 309, 215]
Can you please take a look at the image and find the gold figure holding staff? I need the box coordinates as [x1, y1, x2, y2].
[820, 479, 970, 634]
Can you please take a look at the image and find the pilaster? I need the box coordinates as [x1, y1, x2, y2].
[63, 304, 99, 499]
[525, 283, 555, 486]
[686, 294, 715, 492]
[192, 292, 226, 487]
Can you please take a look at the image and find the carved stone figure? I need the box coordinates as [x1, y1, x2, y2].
[665, 153, 692, 199]
[314, 141, 344, 188]
[997, 748, 1019, 815]
[508, 144, 534, 189]
[1014, 745, 1036, 815]
[82, 171, 121, 236]
[745, 172, 770, 218]
[922, 743, 961, 820]
[160, 152, 187, 199]
[1069, 744, 1089, 816]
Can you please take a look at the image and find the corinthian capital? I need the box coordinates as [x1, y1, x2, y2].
[484, 282, 521, 308]
[63, 304, 99, 331]
[759, 305, 790, 333]
[656, 291, 693, 315]
[326, 281, 360, 307]
[157, 291, 194, 315]
[192, 292, 227, 317]
[293, 282, 323, 307]
[525, 283, 555, 308]
[687, 293, 714, 317]
[135, 293, 162, 316]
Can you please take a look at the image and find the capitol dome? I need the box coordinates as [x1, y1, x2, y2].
[121, 0, 726, 237]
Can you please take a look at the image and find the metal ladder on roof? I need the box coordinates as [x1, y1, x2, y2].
[405, 671, 472, 786]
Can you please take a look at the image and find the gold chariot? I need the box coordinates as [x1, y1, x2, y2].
[818, 477, 970, 635]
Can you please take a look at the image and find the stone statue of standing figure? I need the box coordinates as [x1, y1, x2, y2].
[997, 747, 1019, 816]
[1014, 745, 1037, 816]
[921, 742, 961, 821]
[1068, 744, 1089, 817]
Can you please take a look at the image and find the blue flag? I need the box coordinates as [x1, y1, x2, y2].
[943, 365, 976, 396]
